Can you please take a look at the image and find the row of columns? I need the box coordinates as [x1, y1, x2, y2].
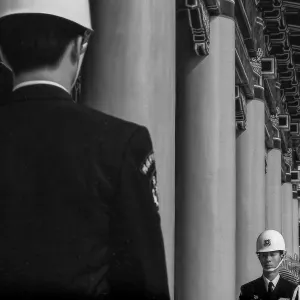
[266, 149, 282, 232]
[282, 183, 294, 254]
[236, 97, 265, 296]
[236, 101, 300, 296]
[293, 195, 299, 257]
[80, 1, 299, 299]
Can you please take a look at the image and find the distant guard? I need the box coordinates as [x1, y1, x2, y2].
[239, 230, 299, 300]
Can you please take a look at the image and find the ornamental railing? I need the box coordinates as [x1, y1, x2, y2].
[279, 255, 300, 285]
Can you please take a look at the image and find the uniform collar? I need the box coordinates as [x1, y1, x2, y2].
[263, 274, 280, 291]
[12, 82, 73, 103]
[13, 80, 70, 94]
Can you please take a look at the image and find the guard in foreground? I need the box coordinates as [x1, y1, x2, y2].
[0, 1, 170, 299]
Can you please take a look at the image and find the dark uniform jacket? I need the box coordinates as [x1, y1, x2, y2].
[0, 84, 170, 300]
[239, 276, 298, 300]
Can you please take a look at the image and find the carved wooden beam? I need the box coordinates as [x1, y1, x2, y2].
[202, 0, 221, 15]
[281, 152, 290, 183]
[260, 0, 300, 128]
[262, 56, 278, 79]
[235, 0, 258, 57]
[177, 0, 235, 56]
[265, 119, 275, 150]
[235, 85, 247, 131]
[263, 5, 286, 31]
[235, 23, 255, 98]
[269, 106, 282, 149]
[283, 147, 293, 183]
[265, 101, 276, 151]
[264, 78, 277, 112]
[183, 0, 211, 56]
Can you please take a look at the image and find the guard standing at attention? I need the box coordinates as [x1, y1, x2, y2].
[0, 1, 170, 299]
[239, 230, 299, 300]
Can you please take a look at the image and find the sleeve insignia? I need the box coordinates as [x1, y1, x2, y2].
[252, 296, 264, 300]
[140, 151, 155, 176]
[151, 172, 159, 209]
[140, 151, 159, 209]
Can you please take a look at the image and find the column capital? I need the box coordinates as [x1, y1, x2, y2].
[183, 0, 210, 56]
[235, 23, 255, 99]
[269, 107, 281, 150]
[292, 183, 300, 201]
[265, 105, 275, 150]
[283, 148, 292, 182]
[218, 0, 234, 19]
[292, 184, 298, 199]
[179, 0, 235, 57]
[204, 0, 235, 18]
[235, 85, 247, 132]
[254, 84, 265, 101]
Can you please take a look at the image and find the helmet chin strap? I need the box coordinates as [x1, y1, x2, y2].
[71, 43, 88, 90]
[263, 256, 285, 272]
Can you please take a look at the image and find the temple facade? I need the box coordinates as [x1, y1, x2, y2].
[176, 0, 300, 299]
[176, 0, 300, 298]
[1, 0, 300, 299]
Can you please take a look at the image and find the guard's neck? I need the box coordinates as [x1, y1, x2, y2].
[263, 270, 279, 281]
[14, 68, 71, 93]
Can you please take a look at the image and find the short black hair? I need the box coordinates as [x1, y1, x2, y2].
[0, 14, 85, 76]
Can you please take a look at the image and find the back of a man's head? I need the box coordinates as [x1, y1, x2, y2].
[0, 14, 84, 76]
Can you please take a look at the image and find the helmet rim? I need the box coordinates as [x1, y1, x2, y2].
[0, 0, 93, 31]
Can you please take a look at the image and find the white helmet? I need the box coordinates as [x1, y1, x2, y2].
[0, 0, 92, 89]
[256, 230, 286, 253]
[256, 230, 286, 272]
[0, 0, 92, 31]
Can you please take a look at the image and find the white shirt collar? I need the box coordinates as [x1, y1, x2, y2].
[263, 274, 280, 291]
[13, 80, 70, 94]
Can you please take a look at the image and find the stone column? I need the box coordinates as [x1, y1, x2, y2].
[81, 1, 176, 297]
[176, 1, 236, 299]
[265, 131, 282, 232]
[281, 182, 293, 255]
[236, 90, 265, 295]
[293, 193, 299, 257]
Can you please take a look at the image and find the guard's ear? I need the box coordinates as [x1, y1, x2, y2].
[70, 36, 83, 65]
[76, 36, 83, 56]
